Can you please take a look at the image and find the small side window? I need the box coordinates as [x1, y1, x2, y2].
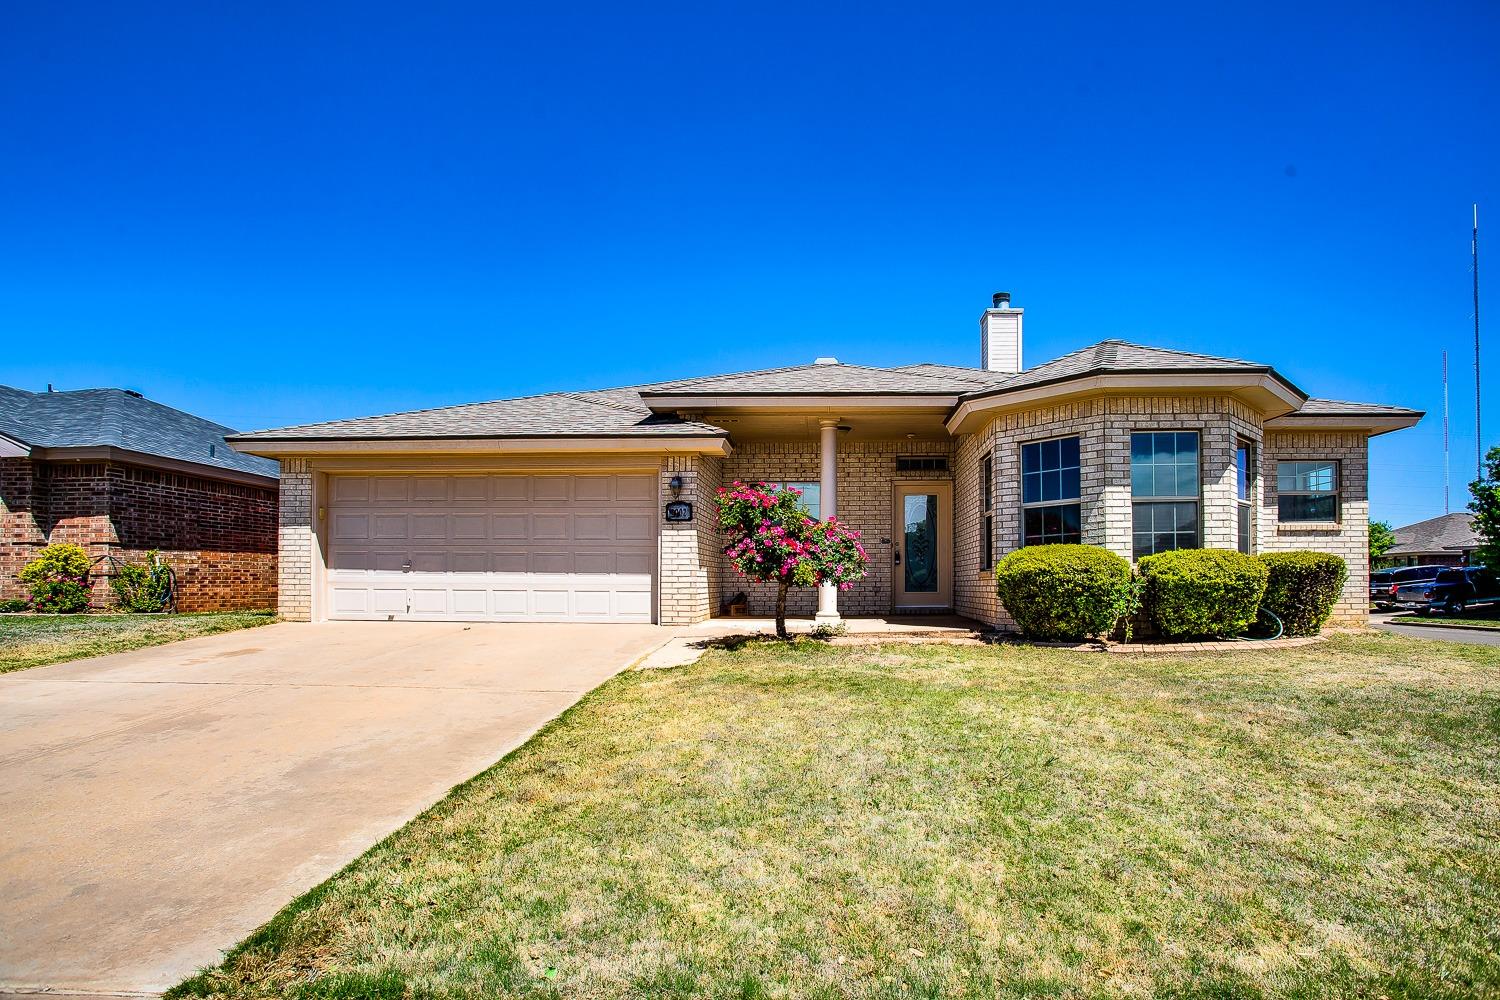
[981, 452, 994, 570]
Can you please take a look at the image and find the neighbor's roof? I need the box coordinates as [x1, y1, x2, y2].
[1386, 512, 1479, 555]
[228, 340, 1417, 444]
[0, 385, 278, 480]
[229, 387, 729, 441]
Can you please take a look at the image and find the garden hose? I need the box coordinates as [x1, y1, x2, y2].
[1216, 607, 1284, 642]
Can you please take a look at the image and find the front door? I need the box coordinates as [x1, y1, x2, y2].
[893, 482, 953, 610]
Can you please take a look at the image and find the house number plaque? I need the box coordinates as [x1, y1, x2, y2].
[664, 501, 693, 522]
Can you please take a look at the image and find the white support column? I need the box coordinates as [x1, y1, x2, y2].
[815, 418, 842, 624]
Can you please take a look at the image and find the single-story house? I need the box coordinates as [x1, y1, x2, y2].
[1, 385, 279, 611]
[1381, 512, 1479, 567]
[230, 293, 1420, 629]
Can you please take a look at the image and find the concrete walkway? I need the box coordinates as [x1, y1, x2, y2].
[0, 621, 672, 995]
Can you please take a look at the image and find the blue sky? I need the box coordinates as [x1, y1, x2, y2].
[2, 3, 1496, 525]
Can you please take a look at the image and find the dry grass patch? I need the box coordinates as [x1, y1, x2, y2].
[0, 611, 276, 673]
[173, 632, 1499, 999]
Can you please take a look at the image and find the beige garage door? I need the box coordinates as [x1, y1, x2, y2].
[326, 473, 657, 623]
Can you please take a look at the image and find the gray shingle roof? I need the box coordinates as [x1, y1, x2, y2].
[228, 340, 1414, 444]
[1386, 512, 1479, 555]
[0, 385, 278, 480]
[1284, 398, 1423, 417]
[231, 387, 727, 441]
[969, 340, 1283, 397]
[639, 362, 996, 396]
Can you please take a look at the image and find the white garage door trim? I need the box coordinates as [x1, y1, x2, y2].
[325, 472, 657, 623]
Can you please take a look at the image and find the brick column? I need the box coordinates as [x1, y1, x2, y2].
[278, 459, 314, 621]
[659, 455, 721, 624]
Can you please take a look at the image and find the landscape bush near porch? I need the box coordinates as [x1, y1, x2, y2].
[1259, 551, 1349, 637]
[1138, 549, 1268, 638]
[994, 544, 1344, 643]
[993, 544, 1135, 641]
[716, 481, 869, 638]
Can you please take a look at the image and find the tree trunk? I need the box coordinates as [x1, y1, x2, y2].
[775, 580, 790, 640]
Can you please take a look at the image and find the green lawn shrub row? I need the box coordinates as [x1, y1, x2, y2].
[995, 544, 1346, 641]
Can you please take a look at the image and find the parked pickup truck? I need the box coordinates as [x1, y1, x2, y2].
[1395, 566, 1500, 616]
[1370, 565, 1445, 609]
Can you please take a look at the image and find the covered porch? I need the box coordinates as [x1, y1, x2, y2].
[642, 372, 963, 625]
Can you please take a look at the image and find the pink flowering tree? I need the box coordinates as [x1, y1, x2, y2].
[716, 481, 870, 639]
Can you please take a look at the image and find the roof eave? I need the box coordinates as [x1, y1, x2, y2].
[945, 371, 1307, 435]
[1263, 411, 1423, 437]
[26, 445, 277, 486]
[228, 435, 734, 459]
[0, 432, 31, 458]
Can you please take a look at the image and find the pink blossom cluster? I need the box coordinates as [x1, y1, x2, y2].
[716, 480, 870, 589]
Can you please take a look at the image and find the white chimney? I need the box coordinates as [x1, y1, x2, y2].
[980, 291, 1023, 373]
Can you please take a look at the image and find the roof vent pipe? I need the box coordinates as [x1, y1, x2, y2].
[992, 291, 1011, 308]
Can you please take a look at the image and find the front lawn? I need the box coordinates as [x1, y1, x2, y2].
[0, 611, 277, 674]
[175, 633, 1499, 999]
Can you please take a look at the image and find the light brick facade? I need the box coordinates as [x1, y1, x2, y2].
[1260, 430, 1370, 622]
[264, 401, 1380, 628]
[951, 395, 1372, 628]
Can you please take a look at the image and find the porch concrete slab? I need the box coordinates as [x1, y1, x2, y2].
[0, 621, 674, 995]
[684, 614, 986, 637]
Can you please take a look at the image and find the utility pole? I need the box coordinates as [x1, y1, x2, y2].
[1475, 203, 1482, 481]
[1444, 350, 1451, 513]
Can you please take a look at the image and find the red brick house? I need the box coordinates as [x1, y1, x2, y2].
[1, 385, 278, 611]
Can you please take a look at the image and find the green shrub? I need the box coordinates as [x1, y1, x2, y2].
[28, 579, 91, 613]
[994, 544, 1136, 641]
[110, 551, 173, 613]
[19, 543, 90, 585]
[0, 598, 28, 613]
[19, 543, 92, 614]
[1258, 551, 1347, 636]
[1138, 548, 1268, 638]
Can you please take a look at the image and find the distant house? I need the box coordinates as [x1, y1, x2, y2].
[0, 386, 279, 611]
[1381, 512, 1480, 567]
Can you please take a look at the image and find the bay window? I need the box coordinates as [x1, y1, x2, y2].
[1131, 431, 1200, 558]
[1235, 437, 1256, 553]
[981, 451, 995, 569]
[1021, 435, 1082, 546]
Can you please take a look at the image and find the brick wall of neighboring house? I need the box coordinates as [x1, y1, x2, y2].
[720, 438, 955, 616]
[658, 454, 723, 625]
[0, 456, 277, 612]
[1261, 430, 1370, 623]
[0, 458, 46, 596]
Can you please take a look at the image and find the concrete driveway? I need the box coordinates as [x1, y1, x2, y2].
[0, 621, 672, 995]
[1371, 610, 1500, 646]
